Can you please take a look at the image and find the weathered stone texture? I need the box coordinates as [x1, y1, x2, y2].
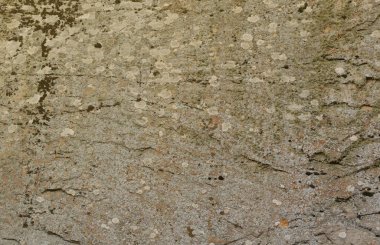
[1, 0, 380, 244]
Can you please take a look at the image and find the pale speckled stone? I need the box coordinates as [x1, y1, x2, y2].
[7, 124, 18, 134]
[1, 1, 380, 245]
[26, 94, 42, 104]
[338, 231, 347, 239]
[60, 128, 75, 137]
[247, 15, 260, 23]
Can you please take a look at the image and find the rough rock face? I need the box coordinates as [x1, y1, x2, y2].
[1, 0, 380, 244]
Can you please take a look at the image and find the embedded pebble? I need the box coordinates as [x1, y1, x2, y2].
[349, 135, 358, 141]
[282, 75, 296, 83]
[26, 94, 42, 104]
[263, 0, 278, 8]
[134, 100, 147, 109]
[338, 231, 347, 239]
[316, 115, 324, 121]
[300, 30, 310, 38]
[72, 99, 82, 107]
[27, 46, 39, 55]
[346, 185, 355, 192]
[265, 107, 276, 114]
[8, 124, 18, 133]
[272, 199, 282, 206]
[36, 197, 44, 203]
[60, 128, 75, 137]
[135, 116, 149, 126]
[101, 224, 110, 229]
[250, 77, 265, 83]
[247, 15, 260, 23]
[310, 100, 319, 106]
[271, 53, 287, 60]
[207, 106, 219, 115]
[232, 6, 243, 13]
[170, 40, 180, 48]
[335, 67, 346, 76]
[222, 122, 232, 132]
[241, 33, 253, 42]
[256, 39, 265, 46]
[66, 189, 76, 196]
[149, 229, 159, 239]
[209, 76, 219, 87]
[370, 30, 380, 38]
[299, 90, 310, 98]
[298, 113, 311, 121]
[111, 218, 120, 224]
[158, 89, 172, 99]
[268, 22, 278, 33]
[241, 42, 251, 50]
[287, 104, 304, 111]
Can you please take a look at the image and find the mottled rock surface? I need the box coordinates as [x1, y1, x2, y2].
[1, 0, 380, 244]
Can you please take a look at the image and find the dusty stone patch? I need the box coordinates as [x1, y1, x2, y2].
[1, 0, 380, 244]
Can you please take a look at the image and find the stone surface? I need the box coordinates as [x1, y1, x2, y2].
[1, 0, 380, 244]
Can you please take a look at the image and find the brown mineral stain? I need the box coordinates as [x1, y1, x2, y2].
[360, 106, 373, 112]
[207, 237, 228, 244]
[279, 218, 289, 228]
[83, 86, 96, 96]
[208, 116, 220, 130]
[186, 226, 195, 238]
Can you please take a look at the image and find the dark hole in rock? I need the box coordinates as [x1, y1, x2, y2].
[362, 191, 374, 197]
[87, 105, 95, 112]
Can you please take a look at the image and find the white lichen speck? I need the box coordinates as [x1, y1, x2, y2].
[338, 231, 347, 239]
[60, 128, 75, 137]
[111, 218, 120, 224]
[272, 199, 282, 206]
[335, 67, 346, 76]
[26, 94, 42, 104]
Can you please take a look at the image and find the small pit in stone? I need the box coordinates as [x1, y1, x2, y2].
[362, 191, 374, 197]
[186, 226, 195, 238]
[87, 105, 95, 112]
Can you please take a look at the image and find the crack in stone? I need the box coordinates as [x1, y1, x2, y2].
[1, 238, 21, 244]
[242, 154, 290, 174]
[45, 230, 80, 244]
